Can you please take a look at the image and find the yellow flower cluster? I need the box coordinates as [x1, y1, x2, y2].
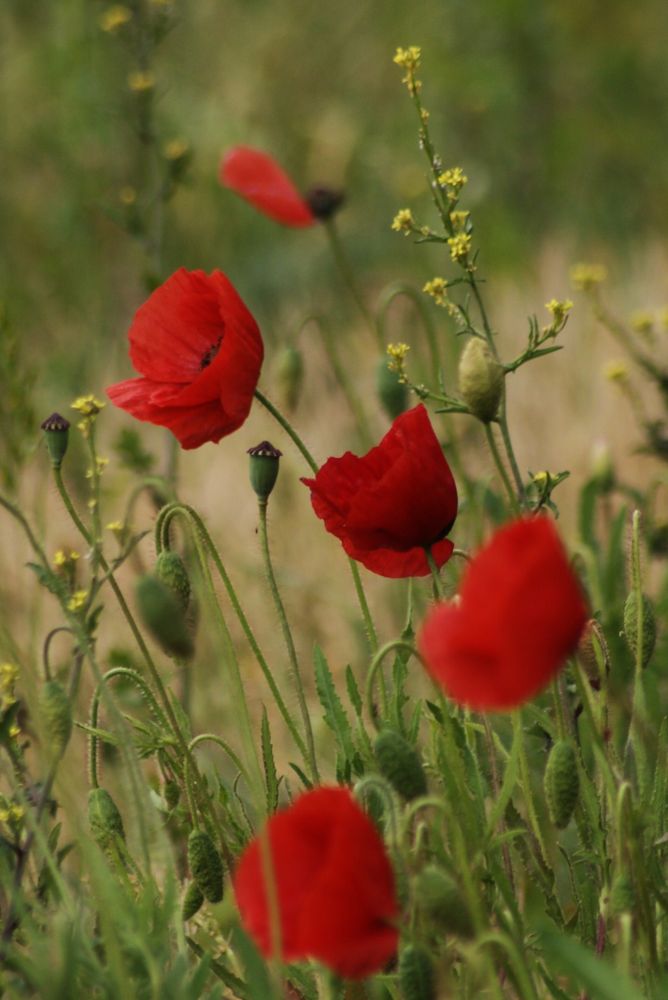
[423, 277, 449, 307]
[386, 343, 411, 381]
[71, 395, 105, 417]
[438, 167, 468, 194]
[67, 589, 89, 613]
[391, 208, 415, 235]
[545, 298, 573, 326]
[449, 210, 470, 230]
[163, 139, 190, 161]
[85, 457, 109, 479]
[448, 233, 472, 262]
[99, 5, 132, 33]
[128, 71, 156, 93]
[0, 803, 24, 825]
[604, 360, 628, 382]
[393, 46, 422, 94]
[1, 662, 18, 714]
[53, 548, 80, 568]
[570, 262, 607, 292]
[630, 311, 654, 335]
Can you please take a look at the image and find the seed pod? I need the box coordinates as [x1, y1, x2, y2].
[38, 681, 72, 759]
[247, 442, 282, 502]
[609, 872, 636, 916]
[88, 787, 126, 849]
[181, 880, 204, 921]
[377, 359, 408, 420]
[414, 865, 474, 938]
[135, 574, 194, 659]
[544, 740, 579, 829]
[398, 944, 436, 1000]
[155, 551, 191, 612]
[458, 337, 504, 423]
[40, 413, 70, 469]
[188, 829, 224, 903]
[276, 345, 304, 412]
[374, 729, 427, 801]
[623, 592, 656, 668]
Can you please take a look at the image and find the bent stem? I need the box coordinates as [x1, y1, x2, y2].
[364, 640, 418, 726]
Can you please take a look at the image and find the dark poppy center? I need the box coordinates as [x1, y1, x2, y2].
[199, 336, 223, 370]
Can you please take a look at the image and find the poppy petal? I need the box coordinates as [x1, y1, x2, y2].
[220, 146, 315, 227]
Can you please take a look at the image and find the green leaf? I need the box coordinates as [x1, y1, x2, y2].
[229, 925, 274, 1000]
[578, 479, 599, 551]
[26, 562, 68, 601]
[538, 929, 644, 1000]
[314, 645, 354, 761]
[345, 665, 363, 717]
[260, 706, 279, 813]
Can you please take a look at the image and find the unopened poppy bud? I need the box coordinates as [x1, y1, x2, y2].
[41, 413, 70, 469]
[277, 345, 304, 411]
[577, 620, 602, 687]
[304, 186, 345, 221]
[163, 779, 180, 810]
[544, 740, 579, 829]
[182, 880, 204, 921]
[188, 829, 224, 903]
[609, 872, 635, 916]
[38, 681, 72, 759]
[247, 441, 282, 502]
[376, 358, 408, 420]
[88, 787, 126, 849]
[155, 550, 191, 612]
[415, 865, 474, 938]
[458, 337, 504, 423]
[374, 729, 427, 801]
[623, 592, 656, 668]
[398, 944, 436, 1000]
[135, 575, 194, 659]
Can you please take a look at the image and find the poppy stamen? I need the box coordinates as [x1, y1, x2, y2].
[199, 336, 223, 370]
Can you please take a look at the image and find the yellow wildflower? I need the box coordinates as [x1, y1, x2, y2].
[71, 395, 105, 417]
[604, 360, 628, 382]
[391, 208, 415, 235]
[438, 167, 468, 193]
[99, 5, 132, 33]
[545, 299, 573, 326]
[8, 722, 20, 739]
[448, 233, 472, 262]
[128, 71, 156, 93]
[106, 520, 124, 532]
[570, 262, 607, 292]
[67, 590, 89, 613]
[449, 210, 470, 229]
[423, 277, 449, 307]
[163, 138, 190, 161]
[386, 343, 411, 381]
[630, 311, 654, 335]
[1, 663, 18, 686]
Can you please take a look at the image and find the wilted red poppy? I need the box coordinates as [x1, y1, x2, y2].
[418, 516, 588, 710]
[234, 786, 398, 979]
[106, 268, 263, 449]
[302, 404, 458, 578]
[219, 146, 316, 227]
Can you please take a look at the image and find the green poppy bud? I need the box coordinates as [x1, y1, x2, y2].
[623, 592, 656, 668]
[187, 829, 224, 903]
[155, 550, 191, 612]
[38, 680, 72, 760]
[40, 413, 70, 469]
[247, 442, 282, 502]
[376, 358, 408, 420]
[135, 574, 194, 660]
[544, 740, 579, 829]
[458, 337, 504, 423]
[88, 787, 126, 849]
[398, 944, 436, 1000]
[181, 880, 204, 921]
[374, 729, 427, 801]
[414, 865, 474, 938]
[276, 345, 304, 412]
[163, 779, 180, 810]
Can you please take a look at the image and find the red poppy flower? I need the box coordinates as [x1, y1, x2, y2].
[106, 268, 264, 449]
[233, 786, 399, 979]
[301, 404, 458, 578]
[418, 516, 588, 710]
[219, 146, 316, 227]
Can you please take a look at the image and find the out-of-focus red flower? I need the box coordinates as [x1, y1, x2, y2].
[106, 268, 263, 449]
[219, 146, 316, 227]
[233, 786, 398, 980]
[301, 404, 458, 578]
[418, 516, 588, 710]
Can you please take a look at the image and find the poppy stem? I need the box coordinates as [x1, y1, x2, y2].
[323, 217, 377, 340]
[349, 558, 379, 656]
[483, 424, 521, 515]
[512, 709, 552, 871]
[425, 547, 444, 599]
[257, 499, 320, 785]
[365, 640, 418, 728]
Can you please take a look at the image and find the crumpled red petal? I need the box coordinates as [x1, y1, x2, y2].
[219, 146, 315, 227]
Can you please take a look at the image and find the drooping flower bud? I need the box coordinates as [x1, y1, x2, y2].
[376, 358, 408, 420]
[182, 880, 204, 921]
[304, 186, 345, 221]
[398, 944, 437, 1000]
[374, 729, 427, 801]
[155, 550, 191, 612]
[88, 787, 126, 850]
[247, 441, 282, 502]
[623, 592, 657, 668]
[276, 345, 304, 412]
[40, 413, 70, 469]
[544, 740, 579, 829]
[163, 779, 181, 810]
[458, 337, 504, 423]
[38, 680, 72, 760]
[188, 829, 224, 903]
[135, 575, 194, 660]
[414, 865, 474, 938]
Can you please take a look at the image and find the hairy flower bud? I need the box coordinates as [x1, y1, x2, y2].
[544, 740, 579, 829]
[623, 592, 656, 668]
[458, 337, 504, 423]
[398, 944, 436, 1000]
[135, 575, 194, 660]
[374, 728, 427, 801]
[155, 550, 191, 612]
[88, 787, 126, 850]
[414, 865, 474, 938]
[41, 413, 70, 469]
[182, 880, 205, 921]
[188, 829, 224, 903]
[38, 680, 72, 760]
[247, 441, 282, 502]
[376, 359, 408, 420]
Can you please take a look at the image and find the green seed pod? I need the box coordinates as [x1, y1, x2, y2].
[414, 866, 474, 938]
[544, 740, 579, 829]
[155, 550, 191, 612]
[40, 413, 70, 469]
[276, 345, 304, 412]
[247, 442, 282, 502]
[398, 944, 436, 1000]
[458, 337, 504, 423]
[88, 787, 126, 849]
[609, 872, 636, 916]
[135, 574, 194, 660]
[163, 779, 180, 810]
[38, 680, 72, 759]
[374, 729, 427, 801]
[188, 829, 224, 903]
[181, 880, 204, 921]
[376, 359, 408, 420]
[623, 592, 656, 668]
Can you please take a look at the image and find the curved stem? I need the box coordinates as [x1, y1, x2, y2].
[254, 389, 318, 474]
[188, 733, 251, 787]
[377, 281, 441, 375]
[365, 640, 420, 729]
[484, 424, 521, 515]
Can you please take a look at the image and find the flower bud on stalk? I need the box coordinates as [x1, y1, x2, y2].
[414, 865, 474, 938]
[276, 345, 304, 412]
[135, 575, 194, 659]
[187, 829, 224, 903]
[544, 740, 579, 829]
[376, 358, 408, 419]
[398, 944, 437, 1000]
[155, 550, 191, 612]
[181, 880, 204, 921]
[40, 413, 70, 469]
[247, 441, 282, 502]
[374, 728, 427, 801]
[38, 680, 72, 760]
[458, 337, 504, 423]
[88, 787, 126, 850]
[623, 592, 656, 668]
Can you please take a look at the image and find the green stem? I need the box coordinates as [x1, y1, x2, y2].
[425, 546, 444, 599]
[376, 282, 442, 375]
[365, 640, 418, 729]
[512, 709, 551, 870]
[258, 500, 319, 784]
[626, 509, 651, 801]
[484, 424, 520, 515]
[323, 218, 376, 338]
[349, 558, 378, 655]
